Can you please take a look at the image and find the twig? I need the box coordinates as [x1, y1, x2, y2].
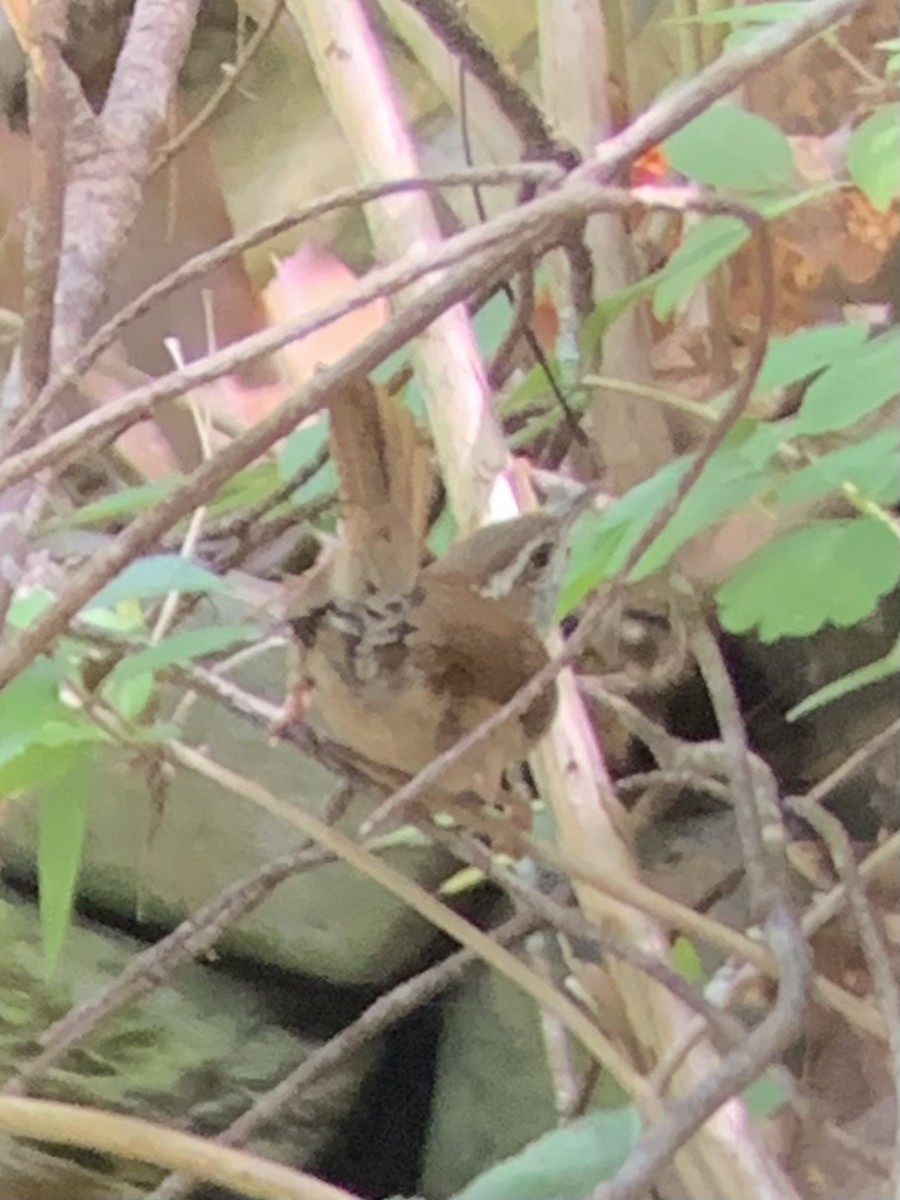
[441, 830, 744, 1046]
[163, 738, 655, 1105]
[456, 58, 582, 440]
[803, 830, 899, 941]
[203, 446, 331, 543]
[2, 837, 337, 1097]
[151, 344, 214, 643]
[403, 0, 572, 164]
[505, 820, 883, 1038]
[789, 794, 900, 1184]
[9, 165, 562, 449]
[146, 910, 537, 1200]
[0, 173, 599, 495]
[0, 1097, 357, 1200]
[19, 0, 68, 410]
[586, 0, 863, 183]
[151, 0, 287, 177]
[590, 614, 812, 1200]
[799, 716, 900, 812]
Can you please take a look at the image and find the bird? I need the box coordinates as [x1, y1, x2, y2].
[283, 376, 591, 827]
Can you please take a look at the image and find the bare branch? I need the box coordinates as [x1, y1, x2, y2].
[0, 1096, 357, 1200]
[150, 0, 287, 177]
[20, 0, 68, 406]
[53, 0, 202, 361]
[589, 615, 811, 1200]
[147, 910, 536, 1200]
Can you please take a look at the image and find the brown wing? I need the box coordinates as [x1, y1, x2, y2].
[410, 578, 559, 747]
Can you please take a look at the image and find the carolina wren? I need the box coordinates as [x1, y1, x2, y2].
[284, 378, 589, 823]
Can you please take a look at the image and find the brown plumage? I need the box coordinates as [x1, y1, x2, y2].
[286, 377, 585, 820]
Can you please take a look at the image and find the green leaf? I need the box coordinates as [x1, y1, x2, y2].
[43, 479, 176, 530]
[633, 436, 777, 580]
[427, 505, 458, 559]
[438, 865, 487, 895]
[0, 658, 65, 746]
[653, 216, 748, 319]
[666, 105, 794, 191]
[717, 518, 900, 641]
[744, 1072, 791, 1119]
[103, 669, 157, 722]
[0, 661, 107, 776]
[787, 640, 900, 721]
[557, 422, 788, 614]
[500, 360, 562, 414]
[103, 624, 263, 688]
[452, 1107, 642, 1200]
[206, 463, 283, 518]
[0, 725, 108, 791]
[7, 585, 57, 628]
[85, 555, 226, 612]
[77, 600, 146, 634]
[777, 429, 900, 506]
[795, 329, 900, 434]
[38, 749, 94, 973]
[556, 459, 689, 617]
[472, 289, 515, 359]
[580, 276, 658, 359]
[278, 418, 333, 503]
[847, 104, 900, 212]
[672, 936, 704, 984]
[751, 323, 870, 394]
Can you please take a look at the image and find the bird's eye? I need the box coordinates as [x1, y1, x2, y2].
[528, 543, 552, 571]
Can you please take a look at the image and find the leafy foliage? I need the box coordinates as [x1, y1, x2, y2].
[787, 639, 900, 721]
[561, 315, 899, 658]
[793, 328, 900, 435]
[450, 1107, 641, 1200]
[665, 104, 795, 191]
[716, 518, 899, 641]
[2, 554, 271, 963]
[847, 104, 900, 212]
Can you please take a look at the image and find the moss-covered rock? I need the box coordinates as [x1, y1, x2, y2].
[0, 893, 374, 1194]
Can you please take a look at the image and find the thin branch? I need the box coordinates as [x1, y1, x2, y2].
[151, 0, 287, 177]
[146, 910, 536, 1200]
[803, 830, 899, 942]
[19, 0, 68, 409]
[163, 738, 655, 1105]
[590, 614, 812, 1200]
[0, 171, 595, 492]
[0, 1097, 358, 1200]
[2, 838, 337, 1097]
[8, 165, 561, 450]
[52, 0, 202, 363]
[442, 830, 745, 1047]
[509, 826, 883, 1040]
[789, 794, 900, 1182]
[403, 0, 573, 163]
[586, 0, 864, 183]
